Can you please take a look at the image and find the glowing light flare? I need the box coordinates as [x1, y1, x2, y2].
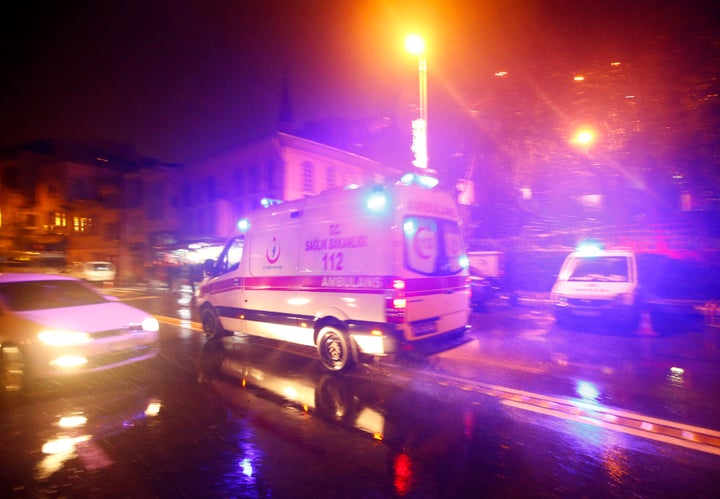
[50, 356, 88, 369]
[576, 380, 600, 402]
[237, 218, 250, 233]
[142, 316, 160, 332]
[42, 435, 91, 455]
[575, 240, 604, 255]
[38, 330, 92, 346]
[145, 400, 162, 417]
[367, 193, 388, 211]
[404, 34, 425, 55]
[58, 415, 87, 428]
[574, 129, 595, 146]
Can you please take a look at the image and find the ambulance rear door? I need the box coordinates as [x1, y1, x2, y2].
[398, 189, 470, 341]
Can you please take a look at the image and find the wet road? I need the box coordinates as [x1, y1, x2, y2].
[2, 287, 719, 497]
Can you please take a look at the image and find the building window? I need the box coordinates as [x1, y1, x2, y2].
[249, 164, 260, 192]
[181, 182, 191, 207]
[73, 216, 94, 234]
[52, 212, 67, 227]
[233, 169, 244, 196]
[326, 166, 336, 189]
[147, 181, 165, 220]
[266, 159, 278, 191]
[207, 176, 216, 202]
[302, 161, 315, 194]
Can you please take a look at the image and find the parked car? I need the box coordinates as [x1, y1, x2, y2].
[0, 273, 160, 393]
[469, 266, 499, 309]
[65, 261, 116, 285]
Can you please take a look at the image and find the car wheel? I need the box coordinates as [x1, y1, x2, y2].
[1, 345, 27, 393]
[316, 326, 354, 372]
[202, 306, 229, 339]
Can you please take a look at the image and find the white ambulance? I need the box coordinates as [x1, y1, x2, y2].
[195, 181, 472, 371]
[550, 244, 640, 326]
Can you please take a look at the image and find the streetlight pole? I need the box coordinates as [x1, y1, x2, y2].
[405, 34, 428, 169]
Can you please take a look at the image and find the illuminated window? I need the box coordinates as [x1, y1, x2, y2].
[53, 212, 67, 227]
[73, 216, 94, 234]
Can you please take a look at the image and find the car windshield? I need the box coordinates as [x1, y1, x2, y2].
[0, 280, 108, 311]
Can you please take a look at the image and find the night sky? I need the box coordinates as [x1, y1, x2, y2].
[0, 0, 715, 164]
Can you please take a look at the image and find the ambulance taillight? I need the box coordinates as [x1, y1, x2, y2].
[385, 279, 406, 323]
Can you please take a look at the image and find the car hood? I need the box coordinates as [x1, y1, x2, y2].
[15, 302, 154, 333]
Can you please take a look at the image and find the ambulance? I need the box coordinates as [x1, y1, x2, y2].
[195, 181, 472, 372]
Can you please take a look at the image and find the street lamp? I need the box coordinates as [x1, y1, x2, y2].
[405, 34, 428, 169]
[572, 128, 595, 155]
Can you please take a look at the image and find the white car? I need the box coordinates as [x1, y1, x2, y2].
[66, 261, 116, 285]
[0, 273, 160, 392]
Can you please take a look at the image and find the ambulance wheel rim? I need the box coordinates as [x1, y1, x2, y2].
[202, 307, 225, 339]
[317, 327, 352, 372]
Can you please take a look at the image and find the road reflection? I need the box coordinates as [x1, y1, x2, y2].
[196, 336, 510, 497]
[198, 338, 392, 437]
[1, 380, 162, 495]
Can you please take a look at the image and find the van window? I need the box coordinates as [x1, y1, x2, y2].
[215, 237, 244, 274]
[404, 216, 464, 276]
[568, 256, 629, 282]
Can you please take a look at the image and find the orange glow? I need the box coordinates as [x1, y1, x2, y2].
[573, 75, 585, 81]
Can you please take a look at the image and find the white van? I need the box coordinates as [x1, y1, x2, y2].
[550, 247, 640, 326]
[195, 182, 471, 371]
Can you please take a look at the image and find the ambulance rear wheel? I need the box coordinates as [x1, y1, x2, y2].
[202, 307, 229, 339]
[316, 326, 354, 372]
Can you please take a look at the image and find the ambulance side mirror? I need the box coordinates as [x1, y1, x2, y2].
[203, 259, 216, 277]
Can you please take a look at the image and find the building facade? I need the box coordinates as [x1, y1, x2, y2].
[0, 134, 403, 282]
[179, 132, 402, 240]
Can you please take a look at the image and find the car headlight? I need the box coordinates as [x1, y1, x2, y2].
[142, 317, 160, 332]
[38, 330, 93, 346]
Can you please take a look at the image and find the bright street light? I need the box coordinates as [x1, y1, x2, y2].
[405, 34, 428, 169]
[575, 129, 595, 146]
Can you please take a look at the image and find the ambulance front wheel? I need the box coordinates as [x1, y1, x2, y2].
[316, 326, 355, 372]
[202, 306, 230, 339]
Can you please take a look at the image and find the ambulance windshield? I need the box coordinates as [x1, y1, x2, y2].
[568, 256, 629, 282]
[403, 216, 464, 276]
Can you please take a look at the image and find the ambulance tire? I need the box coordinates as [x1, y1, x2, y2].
[202, 306, 230, 339]
[316, 325, 355, 372]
